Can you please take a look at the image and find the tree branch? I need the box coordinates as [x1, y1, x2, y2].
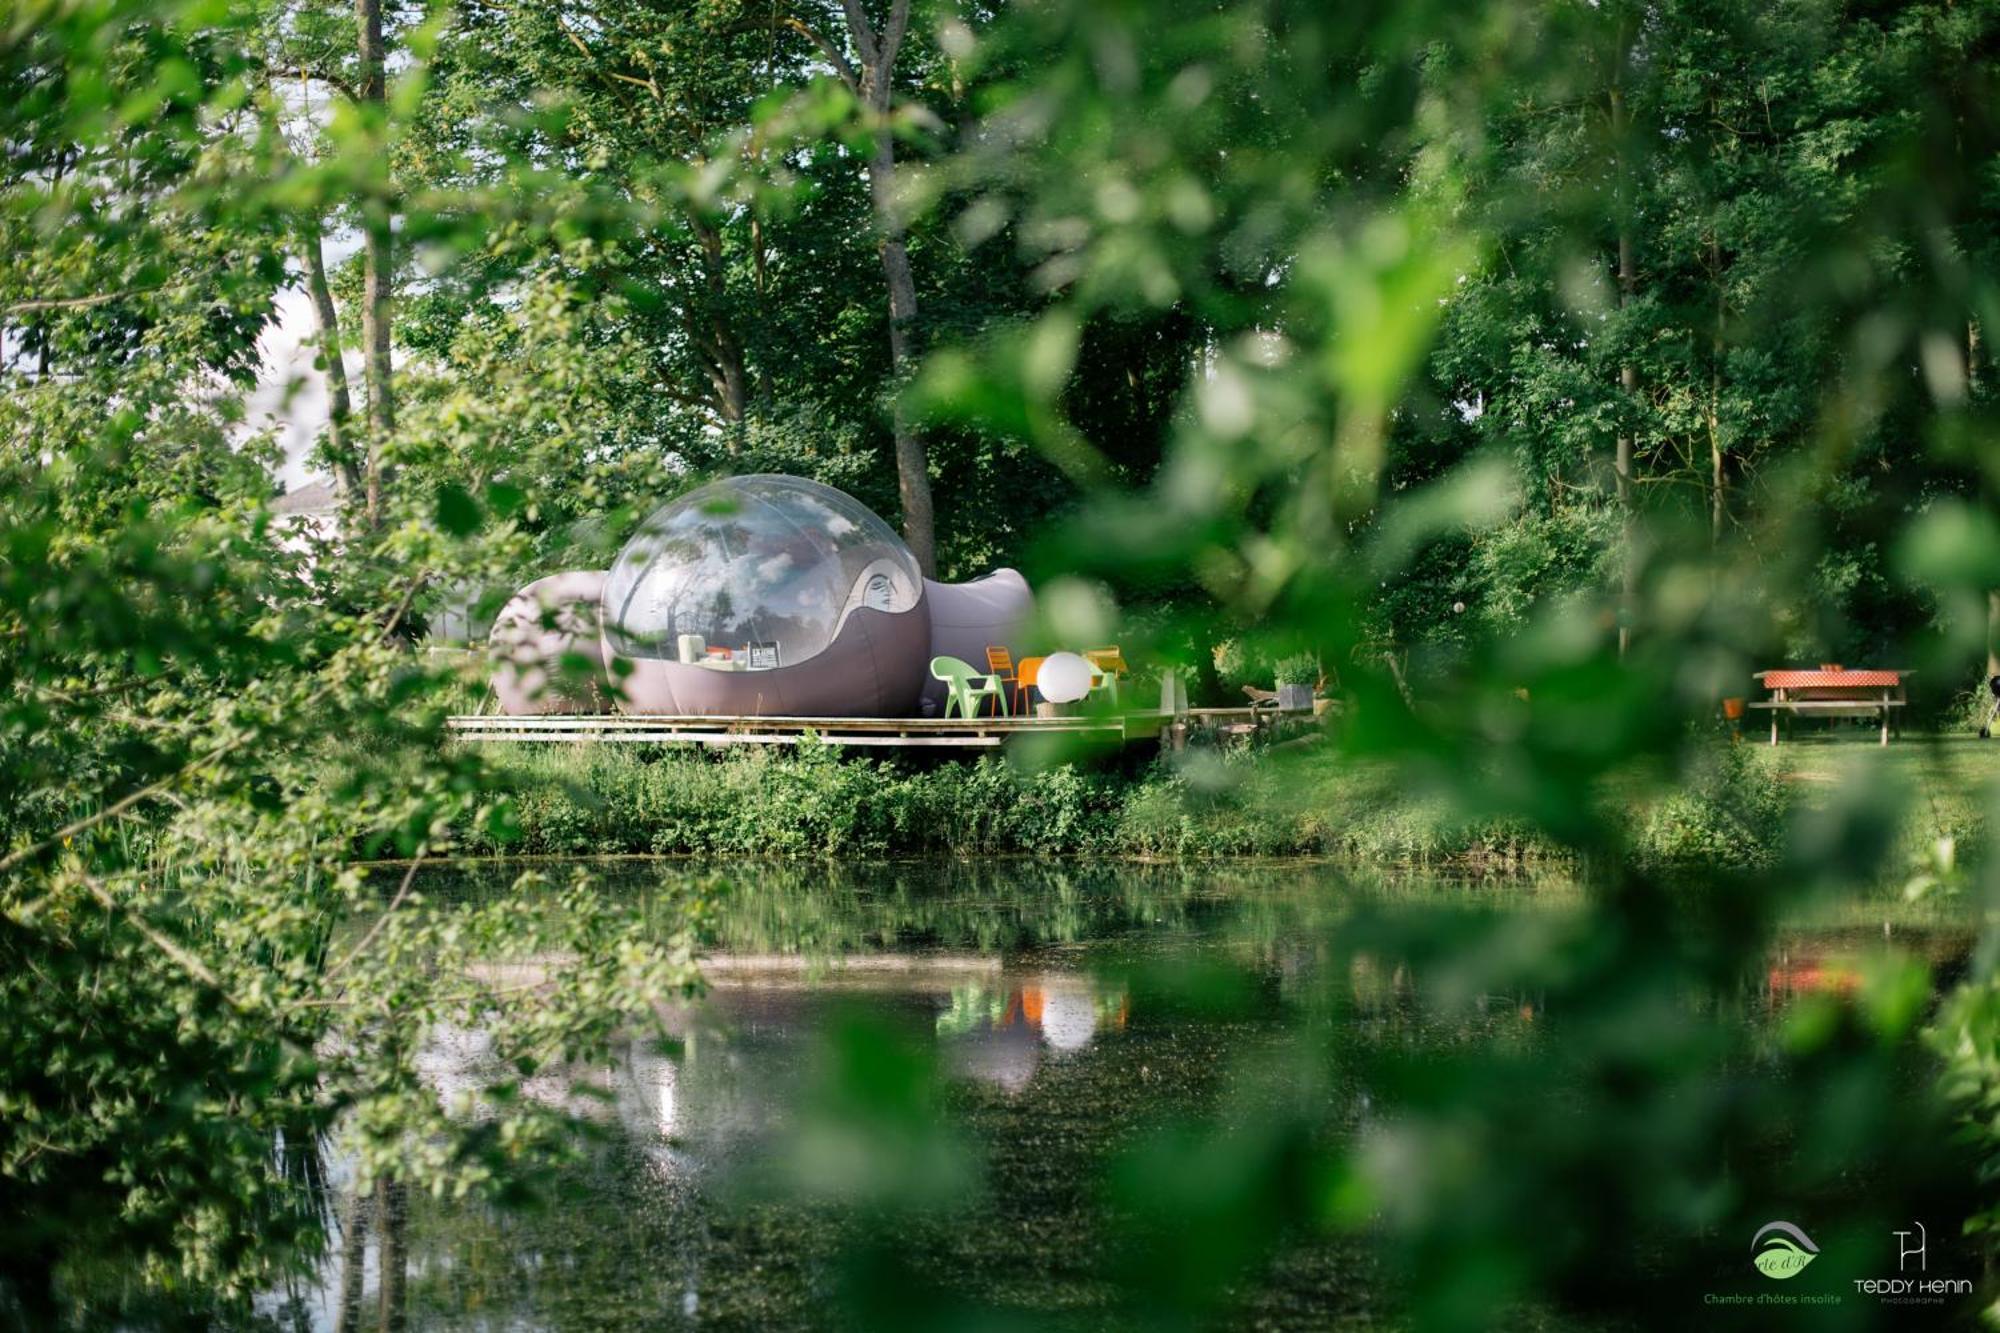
[785, 16, 858, 94]
[300, 214, 364, 501]
[80, 873, 225, 992]
[878, 0, 911, 75]
[298, 64, 358, 101]
[837, 0, 880, 71]
[325, 851, 425, 984]
[2, 288, 163, 314]
[607, 71, 662, 99]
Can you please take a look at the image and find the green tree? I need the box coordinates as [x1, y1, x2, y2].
[0, 9, 695, 1316]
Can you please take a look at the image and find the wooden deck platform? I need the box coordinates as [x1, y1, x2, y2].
[444, 712, 1159, 749]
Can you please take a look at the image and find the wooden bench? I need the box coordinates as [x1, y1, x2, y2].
[1748, 669, 1908, 745]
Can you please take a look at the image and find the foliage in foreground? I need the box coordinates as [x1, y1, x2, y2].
[9, 0, 2000, 1328]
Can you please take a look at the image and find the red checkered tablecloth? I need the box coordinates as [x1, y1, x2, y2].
[1755, 670, 1903, 690]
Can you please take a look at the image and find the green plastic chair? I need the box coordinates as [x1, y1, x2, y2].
[931, 655, 1009, 719]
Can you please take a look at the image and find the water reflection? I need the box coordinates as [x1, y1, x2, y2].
[1766, 954, 1862, 1000]
[260, 1175, 410, 1333]
[103, 862, 1988, 1329]
[1762, 927, 1970, 1006]
[939, 976, 1132, 1092]
[289, 951, 1146, 1331]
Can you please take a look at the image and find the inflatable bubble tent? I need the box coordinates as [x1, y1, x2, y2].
[603, 474, 923, 669]
[487, 475, 1034, 718]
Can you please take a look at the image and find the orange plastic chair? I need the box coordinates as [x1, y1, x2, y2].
[985, 646, 1017, 692]
[1013, 655, 1046, 714]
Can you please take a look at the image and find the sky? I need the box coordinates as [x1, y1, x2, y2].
[244, 228, 360, 494]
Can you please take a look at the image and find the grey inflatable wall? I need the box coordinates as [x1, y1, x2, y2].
[920, 569, 1036, 713]
[488, 569, 610, 715]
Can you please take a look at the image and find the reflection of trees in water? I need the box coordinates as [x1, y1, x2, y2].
[1761, 929, 1973, 1009]
[420, 862, 1583, 969]
[621, 860, 1239, 958]
[330, 1185, 368, 1333]
[325, 1177, 408, 1333]
[624, 862, 1580, 975]
[359, 1016, 842, 1329]
[282, 983, 1266, 1328]
[380, 1134, 832, 1328]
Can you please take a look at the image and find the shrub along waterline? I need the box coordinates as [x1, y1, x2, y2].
[324, 739, 1818, 869]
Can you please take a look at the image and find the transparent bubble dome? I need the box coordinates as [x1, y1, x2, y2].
[602, 475, 923, 669]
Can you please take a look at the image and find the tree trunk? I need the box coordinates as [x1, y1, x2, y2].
[1616, 292, 1635, 654]
[869, 133, 935, 576]
[1707, 390, 1723, 543]
[357, 0, 393, 527]
[1974, 319, 1997, 682]
[1986, 591, 2000, 683]
[693, 217, 749, 422]
[375, 1176, 407, 1332]
[751, 212, 775, 403]
[1610, 80, 1637, 658]
[1613, 232, 1636, 658]
[331, 1185, 370, 1333]
[1709, 236, 1725, 545]
[301, 216, 362, 503]
[839, 0, 935, 575]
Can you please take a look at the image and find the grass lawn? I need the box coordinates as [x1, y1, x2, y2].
[1747, 728, 2000, 857]
[1749, 729, 2000, 794]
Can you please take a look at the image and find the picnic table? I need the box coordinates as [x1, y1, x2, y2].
[1748, 668, 1909, 745]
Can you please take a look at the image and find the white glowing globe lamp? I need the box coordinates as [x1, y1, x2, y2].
[1038, 651, 1094, 704]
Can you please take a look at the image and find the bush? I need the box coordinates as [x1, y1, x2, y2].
[1211, 639, 1272, 692]
[434, 743, 1133, 860]
[319, 738, 1836, 871]
[1952, 672, 2000, 736]
[1274, 654, 1320, 688]
[445, 743, 1573, 865]
[1633, 741, 1793, 873]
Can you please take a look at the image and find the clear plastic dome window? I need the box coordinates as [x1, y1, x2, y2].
[603, 475, 923, 669]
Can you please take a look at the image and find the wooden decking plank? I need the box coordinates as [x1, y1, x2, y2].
[442, 711, 1136, 749]
[448, 730, 1007, 748]
[444, 715, 1126, 732]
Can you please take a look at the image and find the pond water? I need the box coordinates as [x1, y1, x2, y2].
[242, 861, 1972, 1332]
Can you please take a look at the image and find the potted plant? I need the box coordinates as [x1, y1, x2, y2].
[1212, 637, 1269, 693]
[1274, 654, 1318, 711]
